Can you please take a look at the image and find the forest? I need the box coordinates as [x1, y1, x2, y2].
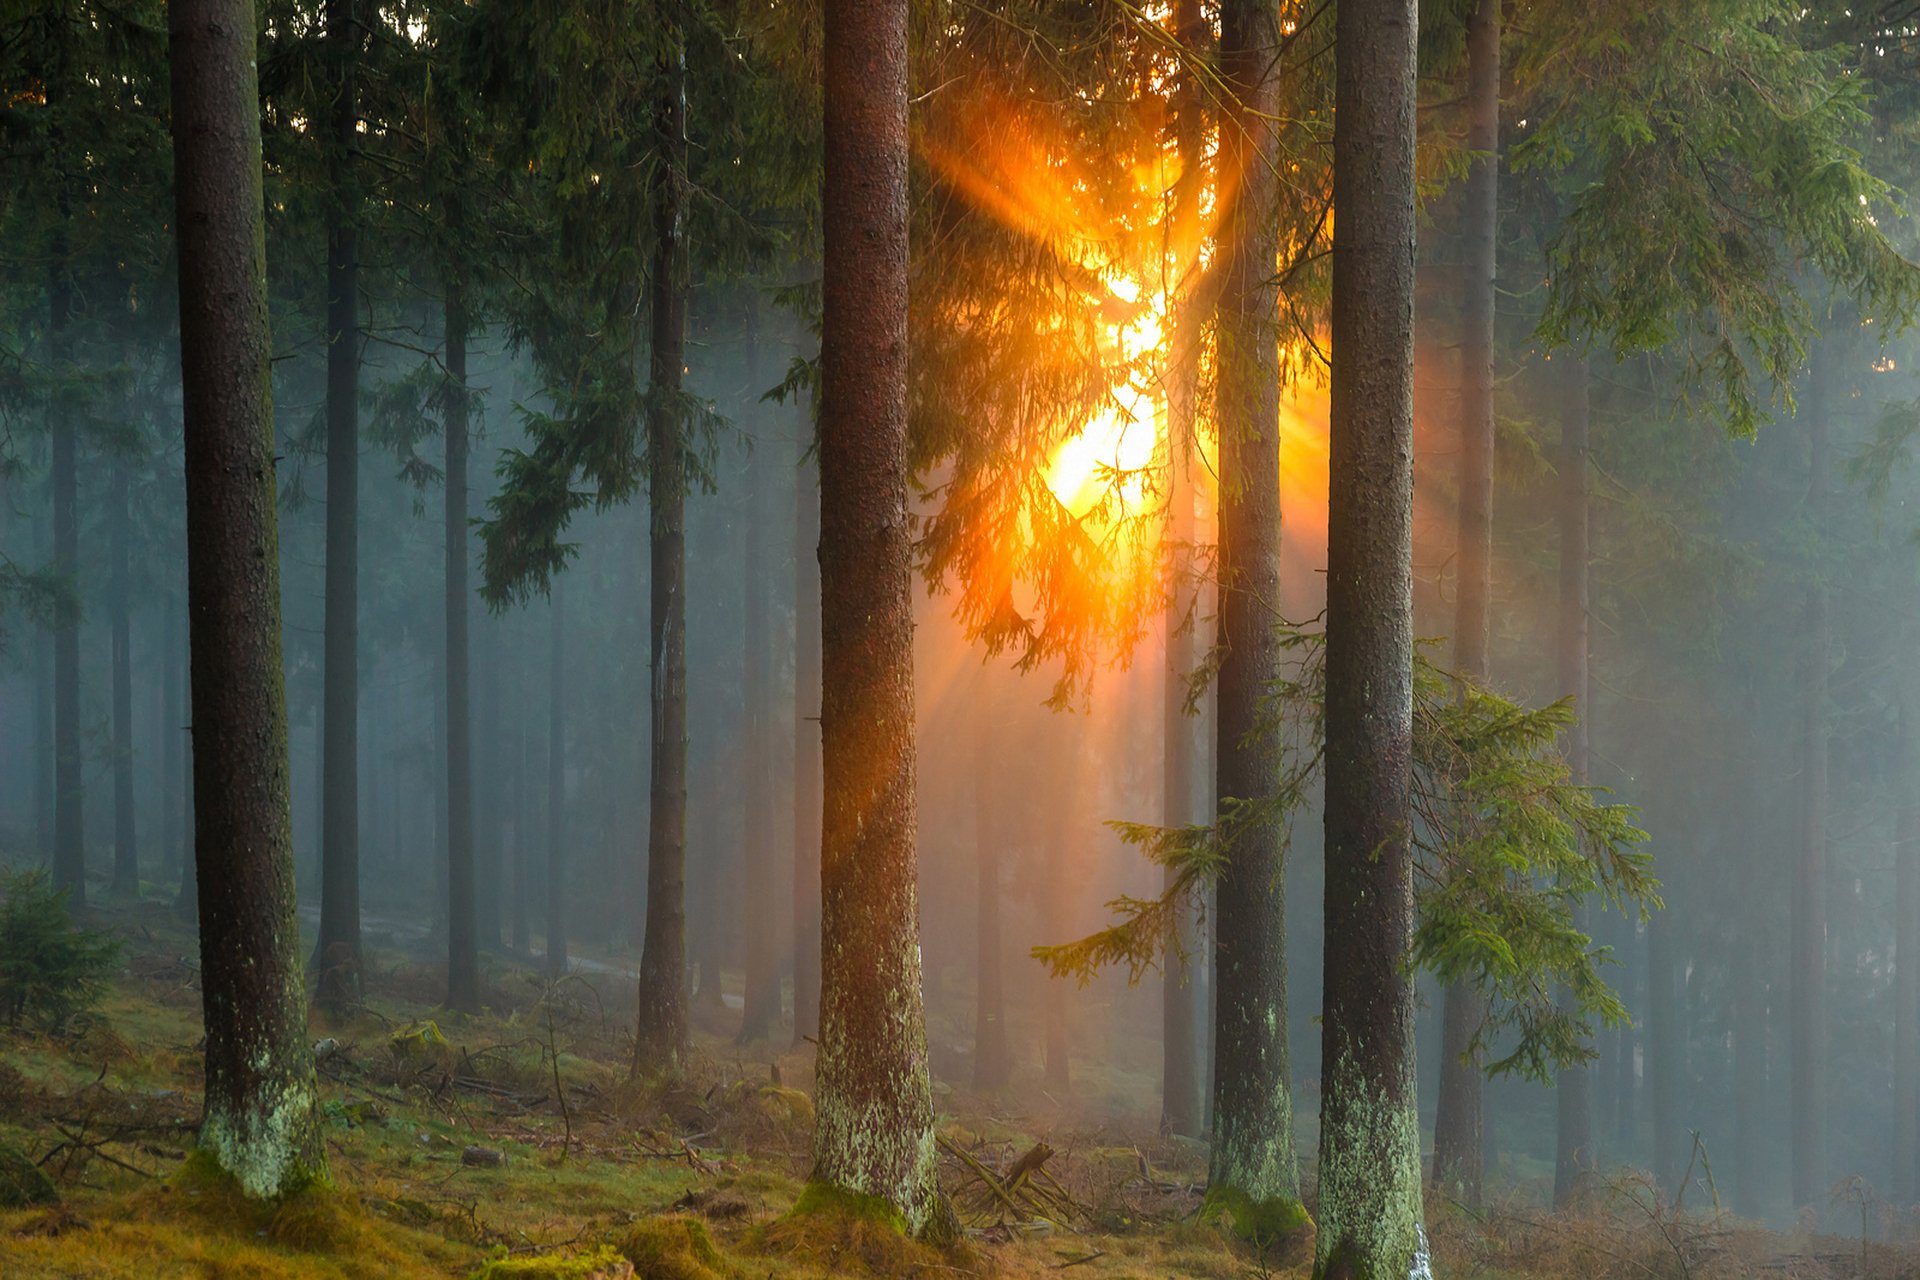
[2, 0, 1919, 1277]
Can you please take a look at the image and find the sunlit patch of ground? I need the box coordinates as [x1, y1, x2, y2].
[2, 898, 1917, 1278]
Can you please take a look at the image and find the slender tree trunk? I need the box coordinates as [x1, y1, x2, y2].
[168, 0, 326, 1193]
[109, 461, 139, 896]
[973, 672, 1010, 1091]
[1313, 0, 1424, 1272]
[1433, 0, 1500, 1206]
[50, 264, 84, 907]
[546, 579, 568, 978]
[315, 0, 363, 1011]
[477, 612, 502, 945]
[1895, 726, 1918, 1209]
[793, 432, 823, 1045]
[443, 287, 479, 1011]
[163, 593, 185, 876]
[1206, 0, 1301, 1217]
[1792, 348, 1830, 1217]
[807, 0, 945, 1236]
[633, 38, 692, 1076]
[36, 582, 54, 864]
[1160, 0, 1206, 1143]
[741, 427, 781, 1041]
[176, 624, 198, 924]
[1552, 355, 1594, 1209]
[511, 689, 530, 956]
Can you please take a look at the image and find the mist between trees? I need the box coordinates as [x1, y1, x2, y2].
[6, 2, 1920, 1278]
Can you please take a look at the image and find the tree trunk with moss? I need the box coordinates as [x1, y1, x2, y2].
[1204, 0, 1301, 1222]
[633, 39, 692, 1077]
[1314, 0, 1425, 1273]
[807, 0, 944, 1236]
[169, 0, 326, 1196]
[1432, 0, 1500, 1207]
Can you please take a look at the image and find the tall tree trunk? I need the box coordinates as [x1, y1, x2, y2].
[807, 0, 944, 1237]
[36, 580, 54, 864]
[1314, 0, 1424, 1271]
[176, 623, 198, 924]
[1206, 0, 1300, 1217]
[477, 610, 502, 944]
[1433, 0, 1501, 1206]
[632, 38, 692, 1076]
[546, 579, 568, 978]
[741, 428, 781, 1042]
[1552, 355, 1594, 1209]
[973, 671, 1010, 1091]
[163, 592, 185, 877]
[1792, 348, 1830, 1217]
[511, 686, 530, 956]
[109, 461, 139, 895]
[316, 0, 363, 1011]
[444, 287, 479, 1010]
[168, 0, 327, 1193]
[793, 432, 823, 1045]
[1160, 0, 1206, 1143]
[1895, 720, 1918, 1209]
[50, 262, 83, 907]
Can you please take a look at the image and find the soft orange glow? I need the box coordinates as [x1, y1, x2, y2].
[1045, 276, 1166, 519]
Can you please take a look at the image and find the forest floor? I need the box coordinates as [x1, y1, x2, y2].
[0, 899, 1915, 1279]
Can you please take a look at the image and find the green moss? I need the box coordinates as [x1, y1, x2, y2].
[470, 1243, 637, 1278]
[613, 1215, 730, 1280]
[0, 1138, 58, 1207]
[1199, 1184, 1312, 1244]
[786, 1180, 909, 1235]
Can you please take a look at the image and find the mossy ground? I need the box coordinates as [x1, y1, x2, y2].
[2, 896, 1917, 1279]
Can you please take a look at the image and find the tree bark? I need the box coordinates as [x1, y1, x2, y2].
[546, 579, 568, 978]
[1206, 0, 1300, 1214]
[1433, 0, 1501, 1206]
[1313, 0, 1424, 1272]
[1792, 346, 1830, 1216]
[793, 431, 823, 1045]
[168, 0, 327, 1193]
[1552, 355, 1594, 1209]
[445, 288, 479, 1012]
[316, 0, 363, 1012]
[109, 461, 139, 896]
[632, 37, 692, 1076]
[807, 0, 944, 1236]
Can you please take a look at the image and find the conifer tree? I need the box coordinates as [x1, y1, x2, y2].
[804, 0, 946, 1235]
[169, 0, 327, 1197]
[1314, 0, 1424, 1273]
